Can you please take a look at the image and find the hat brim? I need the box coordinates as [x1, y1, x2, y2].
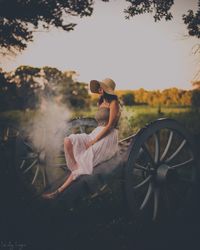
[90, 80, 100, 94]
[89, 80, 115, 95]
[100, 82, 115, 95]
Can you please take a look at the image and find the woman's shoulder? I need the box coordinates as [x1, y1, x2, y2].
[109, 99, 119, 105]
[110, 99, 123, 109]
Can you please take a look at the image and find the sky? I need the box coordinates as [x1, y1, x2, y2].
[1, 0, 200, 90]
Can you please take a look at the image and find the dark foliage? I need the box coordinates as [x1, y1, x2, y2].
[0, 66, 90, 111]
[0, 0, 94, 52]
[121, 92, 135, 106]
[191, 89, 200, 111]
[125, 0, 199, 38]
[0, 0, 199, 53]
[124, 0, 174, 22]
[183, 0, 200, 38]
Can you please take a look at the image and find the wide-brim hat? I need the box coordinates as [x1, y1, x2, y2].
[90, 78, 116, 95]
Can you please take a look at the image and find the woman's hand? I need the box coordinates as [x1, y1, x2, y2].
[42, 189, 60, 200]
[85, 139, 96, 149]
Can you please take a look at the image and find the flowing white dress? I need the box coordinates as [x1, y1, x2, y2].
[64, 105, 120, 180]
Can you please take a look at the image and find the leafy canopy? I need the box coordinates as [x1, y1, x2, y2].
[0, 0, 199, 53]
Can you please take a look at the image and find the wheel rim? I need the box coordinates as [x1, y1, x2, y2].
[0, 122, 20, 148]
[125, 118, 197, 221]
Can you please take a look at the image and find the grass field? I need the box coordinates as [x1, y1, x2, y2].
[72, 105, 200, 138]
[0, 105, 199, 140]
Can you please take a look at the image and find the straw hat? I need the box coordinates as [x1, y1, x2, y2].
[90, 78, 116, 95]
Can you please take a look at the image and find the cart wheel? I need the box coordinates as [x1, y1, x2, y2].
[124, 118, 198, 222]
[15, 117, 98, 196]
[15, 124, 53, 195]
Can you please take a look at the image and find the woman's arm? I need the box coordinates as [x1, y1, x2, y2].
[93, 100, 119, 143]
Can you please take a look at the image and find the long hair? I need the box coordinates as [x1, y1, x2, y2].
[97, 90, 123, 108]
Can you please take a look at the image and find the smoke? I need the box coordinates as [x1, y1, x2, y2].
[33, 98, 70, 154]
[22, 95, 72, 184]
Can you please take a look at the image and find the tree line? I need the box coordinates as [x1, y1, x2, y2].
[1, 66, 200, 112]
[0, 66, 90, 112]
[1, 0, 199, 53]
[91, 86, 200, 110]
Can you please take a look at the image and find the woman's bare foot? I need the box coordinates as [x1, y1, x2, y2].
[42, 173, 75, 200]
[42, 190, 59, 200]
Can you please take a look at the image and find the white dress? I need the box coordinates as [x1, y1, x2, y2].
[64, 104, 120, 180]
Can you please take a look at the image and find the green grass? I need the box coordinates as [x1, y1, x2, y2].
[0, 106, 199, 140]
[118, 106, 199, 138]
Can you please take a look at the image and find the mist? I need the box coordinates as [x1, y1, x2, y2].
[22, 95, 72, 185]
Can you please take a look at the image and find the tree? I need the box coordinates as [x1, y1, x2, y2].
[125, 0, 200, 38]
[0, 0, 96, 53]
[191, 80, 200, 111]
[191, 89, 200, 112]
[10, 66, 42, 110]
[0, 0, 199, 53]
[40, 66, 66, 100]
[0, 68, 20, 112]
[69, 81, 90, 108]
[183, 0, 200, 38]
[121, 92, 135, 106]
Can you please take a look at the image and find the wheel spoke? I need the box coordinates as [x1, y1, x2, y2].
[160, 130, 173, 161]
[20, 160, 25, 169]
[21, 153, 38, 160]
[170, 158, 194, 170]
[165, 139, 187, 163]
[152, 188, 159, 221]
[32, 165, 40, 184]
[42, 168, 46, 188]
[23, 140, 35, 151]
[133, 175, 152, 189]
[139, 147, 144, 155]
[6, 127, 9, 137]
[135, 162, 148, 171]
[142, 143, 155, 167]
[154, 131, 160, 164]
[140, 182, 153, 210]
[23, 159, 37, 174]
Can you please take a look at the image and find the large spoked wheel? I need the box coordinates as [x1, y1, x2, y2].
[125, 118, 198, 222]
[15, 117, 97, 197]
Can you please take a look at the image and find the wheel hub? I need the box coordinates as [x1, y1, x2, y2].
[156, 164, 170, 184]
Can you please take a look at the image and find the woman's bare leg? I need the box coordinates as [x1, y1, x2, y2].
[42, 173, 74, 199]
[58, 173, 74, 192]
[42, 138, 78, 199]
[64, 137, 78, 170]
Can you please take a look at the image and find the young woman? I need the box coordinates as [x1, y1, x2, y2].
[42, 78, 121, 199]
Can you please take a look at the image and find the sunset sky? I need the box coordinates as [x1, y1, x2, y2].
[1, 0, 199, 90]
